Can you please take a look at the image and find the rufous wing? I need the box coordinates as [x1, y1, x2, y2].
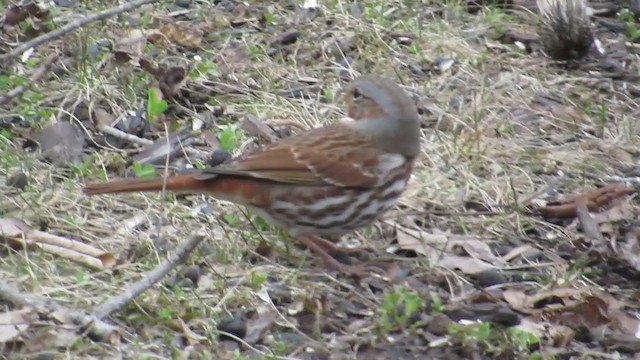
[196, 124, 380, 188]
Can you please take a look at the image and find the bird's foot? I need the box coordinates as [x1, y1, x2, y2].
[298, 234, 382, 277]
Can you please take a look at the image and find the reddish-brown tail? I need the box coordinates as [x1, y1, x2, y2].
[83, 174, 271, 207]
[83, 174, 207, 195]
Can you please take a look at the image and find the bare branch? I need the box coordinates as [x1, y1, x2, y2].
[93, 234, 206, 319]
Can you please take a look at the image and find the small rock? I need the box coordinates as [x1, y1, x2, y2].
[472, 269, 508, 287]
[218, 315, 247, 340]
[174, 0, 192, 8]
[34, 122, 85, 166]
[209, 149, 231, 167]
[182, 266, 204, 284]
[270, 29, 299, 47]
[6, 171, 28, 190]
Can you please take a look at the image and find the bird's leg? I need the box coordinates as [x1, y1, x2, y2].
[304, 234, 375, 257]
[298, 235, 372, 276]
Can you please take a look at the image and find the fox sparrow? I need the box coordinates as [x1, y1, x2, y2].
[83, 75, 421, 275]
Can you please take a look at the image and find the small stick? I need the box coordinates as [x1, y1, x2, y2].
[95, 123, 210, 160]
[0, 0, 159, 63]
[93, 234, 205, 319]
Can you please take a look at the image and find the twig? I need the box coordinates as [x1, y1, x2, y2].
[0, 0, 159, 63]
[97, 123, 153, 147]
[96, 123, 210, 159]
[0, 280, 120, 343]
[93, 234, 206, 319]
[538, 183, 636, 218]
[0, 53, 58, 106]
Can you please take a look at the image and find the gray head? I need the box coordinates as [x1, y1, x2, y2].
[341, 75, 421, 158]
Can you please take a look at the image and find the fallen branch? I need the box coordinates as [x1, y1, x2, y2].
[93, 234, 206, 319]
[0, 53, 58, 106]
[0, 0, 159, 63]
[0, 217, 116, 270]
[537, 183, 636, 218]
[0, 281, 120, 343]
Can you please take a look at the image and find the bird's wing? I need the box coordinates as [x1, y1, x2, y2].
[195, 124, 380, 188]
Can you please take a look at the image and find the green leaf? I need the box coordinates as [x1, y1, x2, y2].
[147, 87, 169, 122]
[132, 163, 157, 179]
[222, 213, 239, 226]
[250, 270, 268, 288]
[219, 124, 239, 151]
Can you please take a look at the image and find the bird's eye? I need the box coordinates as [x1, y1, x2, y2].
[352, 87, 363, 100]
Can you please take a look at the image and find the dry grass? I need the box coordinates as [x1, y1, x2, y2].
[2, 0, 640, 359]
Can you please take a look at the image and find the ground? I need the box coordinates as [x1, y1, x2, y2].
[2, 0, 640, 359]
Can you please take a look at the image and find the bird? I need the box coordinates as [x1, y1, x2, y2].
[83, 75, 422, 276]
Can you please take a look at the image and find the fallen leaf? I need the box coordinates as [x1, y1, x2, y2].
[244, 309, 278, 344]
[395, 226, 501, 274]
[157, 65, 189, 99]
[178, 318, 207, 344]
[25, 326, 77, 351]
[92, 107, 116, 128]
[113, 29, 147, 65]
[159, 21, 204, 49]
[502, 289, 529, 312]
[503, 287, 583, 314]
[0, 307, 38, 343]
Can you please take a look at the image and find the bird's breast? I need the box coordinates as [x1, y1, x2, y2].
[265, 159, 412, 236]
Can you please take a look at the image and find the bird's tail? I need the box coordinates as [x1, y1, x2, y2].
[83, 174, 206, 195]
[83, 173, 270, 207]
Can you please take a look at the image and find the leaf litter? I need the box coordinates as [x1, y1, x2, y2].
[4, 0, 640, 359]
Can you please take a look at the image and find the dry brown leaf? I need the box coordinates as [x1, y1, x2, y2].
[159, 22, 204, 49]
[619, 230, 640, 272]
[178, 318, 207, 344]
[158, 66, 189, 99]
[25, 327, 77, 351]
[0, 307, 38, 343]
[396, 226, 501, 274]
[568, 199, 634, 240]
[592, 200, 634, 225]
[511, 317, 546, 339]
[3, 2, 49, 26]
[591, 293, 640, 337]
[113, 29, 147, 65]
[93, 107, 116, 128]
[503, 287, 584, 314]
[440, 255, 494, 274]
[244, 309, 278, 345]
[502, 289, 529, 312]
